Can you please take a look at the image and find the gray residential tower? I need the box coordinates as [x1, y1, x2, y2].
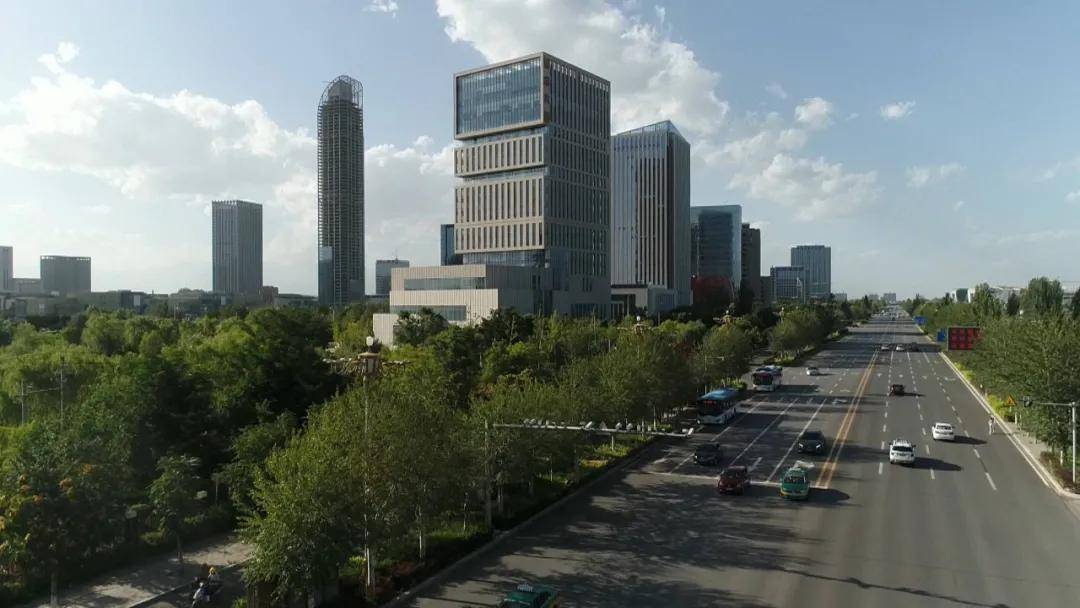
[212, 200, 263, 295]
[40, 255, 91, 296]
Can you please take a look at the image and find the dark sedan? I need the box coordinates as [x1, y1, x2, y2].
[693, 443, 723, 466]
[797, 430, 827, 454]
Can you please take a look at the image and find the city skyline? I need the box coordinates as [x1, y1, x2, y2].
[2, 1, 1079, 298]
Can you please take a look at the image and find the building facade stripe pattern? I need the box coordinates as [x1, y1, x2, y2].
[450, 52, 612, 316]
[212, 200, 263, 295]
[317, 75, 365, 306]
[790, 245, 831, 300]
[611, 121, 691, 307]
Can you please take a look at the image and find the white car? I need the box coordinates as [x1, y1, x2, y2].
[932, 422, 955, 441]
[894, 345, 905, 352]
[889, 439, 916, 465]
[806, 366, 819, 376]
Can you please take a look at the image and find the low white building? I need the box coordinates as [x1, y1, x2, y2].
[610, 284, 677, 318]
[374, 264, 544, 346]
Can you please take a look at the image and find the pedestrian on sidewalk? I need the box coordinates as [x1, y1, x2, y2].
[988, 417, 995, 436]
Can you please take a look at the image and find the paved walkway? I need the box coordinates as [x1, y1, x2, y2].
[18, 535, 251, 608]
[940, 352, 1079, 499]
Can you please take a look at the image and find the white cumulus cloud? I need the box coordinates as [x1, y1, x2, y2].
[364, 0, 399, 15]
[728, 154, 879, 221]
[437, 0, 729, 137]
[0, 42, 456, 292]
[953, 200, 965, 211]
[1066, 190, 1080, 202]
[880, 100, 916, 120]
[794, 97, 834, 130]
[906, 162, 964, 188]
[765, 82, 788, 100]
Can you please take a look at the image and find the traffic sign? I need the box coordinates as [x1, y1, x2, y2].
[1005, 396, 1017, 407]
[914, 316, 927, 326]
[936, 330, 946, 342]
[947, 326, 982, 351]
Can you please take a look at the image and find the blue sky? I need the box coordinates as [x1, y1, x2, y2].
[1, 0, 1078, 298]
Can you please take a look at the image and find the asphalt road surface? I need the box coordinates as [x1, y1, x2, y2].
[403, 312, 1080, 607]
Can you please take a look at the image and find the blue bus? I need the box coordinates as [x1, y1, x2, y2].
[696, 388, 740, 425]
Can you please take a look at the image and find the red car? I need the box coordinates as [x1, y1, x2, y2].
[717, 466, 750, 495]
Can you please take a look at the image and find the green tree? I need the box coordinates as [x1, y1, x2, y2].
[1006, 292, 1021, 316]
[477, 309, 534, 348]
[698, 324, 754, 389]
[1020, 277, 1064, 317]
[82, 312, 128, 356]
[1071, 289, 1080, 320]
[971, 283, 1003, 320]
[394, 308, 450, 346]
[217, 413, 298, 514]
[148, 455, 203, 566]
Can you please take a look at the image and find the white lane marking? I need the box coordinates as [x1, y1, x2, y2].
[878, 462, 883, 475]
[946, 396, 951, 402]
[749, 456, 763, 471]
[930, 468, 936, 480]
[727, 398, 799, 466]
[766, 395, 830, 482]
[917, 402, 921, 409]
[880, 440, 885, 450]
[652, 471, 717, 482]
[986, 473, 998, 491]
[884, 411, 888, 419]
[925, 444, 931, 455]
[973, 448, 981, 459]
[919, 413, 924, 421]
[882, 424, 887, 433]
[957, 416, 963, 424]
[951, 406, 957, 412]
[922, 427, 927, 436]
[670, 397, 765, 472]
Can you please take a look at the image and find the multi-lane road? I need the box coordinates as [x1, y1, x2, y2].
[404, 312, 1080, 607]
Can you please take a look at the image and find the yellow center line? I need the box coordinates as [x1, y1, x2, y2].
[816, 351, 878, 489]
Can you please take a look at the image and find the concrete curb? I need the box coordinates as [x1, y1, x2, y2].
[937, 351, 1076, 498]
[126, 561, 247, 608]
[382, 441, 657, 607]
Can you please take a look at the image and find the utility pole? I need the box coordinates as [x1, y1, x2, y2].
[58, 356, 65, 427]
[20, 380, 26, 426]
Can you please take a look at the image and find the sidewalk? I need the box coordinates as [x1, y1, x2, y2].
[938, 351, 1078, 498]
[18, 534, 251, 608]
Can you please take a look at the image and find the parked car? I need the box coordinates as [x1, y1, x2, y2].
[889, 383, 905, 396]
[717, 465, 750, 494]
[499, 583, 561, 608]
[797, 430, 827, 454]
[780, 467, 810, 500]
[806, 366, 820, 376]
[880, 344, 891, 351]
[693, 443, 723, 466]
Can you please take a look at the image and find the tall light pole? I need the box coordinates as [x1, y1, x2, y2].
[1023, 398, 1079, 486]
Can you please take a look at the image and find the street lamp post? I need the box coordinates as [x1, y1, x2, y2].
[355, 336, 381, 590]
[1022, 397, 1080, 486]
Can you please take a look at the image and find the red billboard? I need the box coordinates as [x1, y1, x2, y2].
[947, 326, 982, 351]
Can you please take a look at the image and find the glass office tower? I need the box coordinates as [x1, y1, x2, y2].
[790, 245, 831, 300]
[452, 53, 611, 316]
[690, 205, 742, 289]
[611, 121, 691, 308]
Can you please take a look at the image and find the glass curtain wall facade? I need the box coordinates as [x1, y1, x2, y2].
[611, 121, 691, 307]
[790, 245, 831, 300]
[40, 255, 91, 296]
[375, 258, 410, 296]
[452, 52, 611, 316]
[771, 265, 807, 303]
[317, 75, 365, 306]
[212, 200, 263, 295]
[690, 205, 742, 289]
[0, 246, 12, 292]
[440, 224, 462, 265]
